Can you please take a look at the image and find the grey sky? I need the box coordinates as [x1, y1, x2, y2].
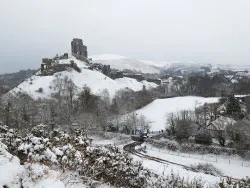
[1, 0, 250, 73]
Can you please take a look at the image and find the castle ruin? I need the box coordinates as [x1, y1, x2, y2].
[71, 38, 88, 62]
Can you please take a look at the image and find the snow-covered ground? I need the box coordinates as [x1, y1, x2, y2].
[143, 144, 250, 180]
[0, 141, 111, 188]
[90, 54, 162, 74]
[7, 56, 158, 99]
[89, 132, 133, 149]
[133, 155, 219, 187]
[131, 143, 250, 187]
[130, 96, 220, 131]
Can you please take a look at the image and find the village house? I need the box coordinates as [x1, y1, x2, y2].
[206, 116, 236, 137]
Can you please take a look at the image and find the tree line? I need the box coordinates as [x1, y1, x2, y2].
[0, 74, 156, 135]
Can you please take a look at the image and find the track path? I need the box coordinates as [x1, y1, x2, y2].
[123, 142, 194, 169]
[123, 141, 240, 181]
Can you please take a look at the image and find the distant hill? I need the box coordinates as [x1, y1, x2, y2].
[0, 69, 37, 95]
[90, 54, 165, 74]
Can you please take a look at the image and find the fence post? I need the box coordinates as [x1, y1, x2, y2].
[163, 165, 166, 176]
[242, 161, 243, 167]
[229, 160, 230, 165]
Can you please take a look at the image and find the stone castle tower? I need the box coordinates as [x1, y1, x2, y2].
[71, 38, 88, 61]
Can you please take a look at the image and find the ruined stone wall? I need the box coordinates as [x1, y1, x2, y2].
[71, 38, 88, 62]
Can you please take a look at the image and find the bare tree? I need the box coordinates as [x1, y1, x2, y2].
[166, 112, 176, 136]
[64, 76, 77, 120]
[137, 115, 151, 133]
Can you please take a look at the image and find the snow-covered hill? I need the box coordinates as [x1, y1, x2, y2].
[90, 54, 162, 74]
[139, 60, 172, 69]
[7, 56, 158, 99]
[90, 54, 127, 61]
[131, 96, 220, 131]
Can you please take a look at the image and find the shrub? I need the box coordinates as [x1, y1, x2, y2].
[147, 136, 237, 156]
[175, 120, 191, 141]
[36, 87, 43, 93]
[146, 138, 179, 151]
[190, 163, 223, 176]
[0, 125, 194, 188]
[219, 177, 250, 187]
[195, 130, 212, 145]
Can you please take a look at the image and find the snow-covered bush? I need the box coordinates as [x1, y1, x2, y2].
[146, 137, 179, 151]
[0, 125, 22, 154]
[219, 177, 250, 188]
[0, 124, 8, 133]
[0, 124, 223, 187]
[24, 163, 49, 182]
[190, 163, 223, 176]
[180, 143, 236, 155]
[146, 136, 237, 156]
[31, 124, 49, 137]
[135, 143, 147, 152]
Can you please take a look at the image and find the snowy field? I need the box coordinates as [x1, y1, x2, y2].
[132, 143, 250, 187]
[7, 56, 158, 99]
[132, 155, 220, 187]
[133, 96, 220, 131]
[143, 144, 250, 180]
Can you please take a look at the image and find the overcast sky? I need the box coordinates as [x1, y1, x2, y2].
[1, 0, 250, 73]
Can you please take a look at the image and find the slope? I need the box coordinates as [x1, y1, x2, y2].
[132, 96, 220, 131]
[7, 56, 158, 100]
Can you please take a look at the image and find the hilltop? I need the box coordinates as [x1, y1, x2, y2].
[6, 55, 158, 100]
